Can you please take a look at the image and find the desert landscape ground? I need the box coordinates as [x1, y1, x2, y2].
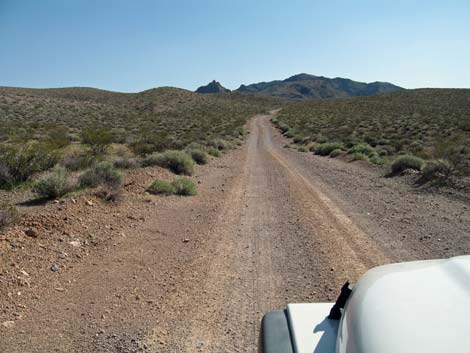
[1, 84, 469, 352]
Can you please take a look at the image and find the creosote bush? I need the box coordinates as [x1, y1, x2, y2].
[148, 179, 176, 195]
[62, 150, 95, 171]
[0, 143, 59, 188]
[143, 150, 194, 175]
[33, 167, 75, 199]
[314, 143, 343, 156]
[329, 149, 342, 158]
[148, 177, 197, 196]
[369, 155, 385, 165]
[349, 144, 376, 157]
[187, 149, 209, 165]
[352, 152, 369, 161]
[171, 178, 197, 196]
[207, 147, 221, 157]
[79, 161, 122, 188]
[113, 157, 140, 169]
[391, 155, 424, 174]
[421, 159, 452, 182]
[81, 128, 113, 155]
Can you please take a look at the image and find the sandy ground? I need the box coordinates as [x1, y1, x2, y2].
[1, 114, 469, 353]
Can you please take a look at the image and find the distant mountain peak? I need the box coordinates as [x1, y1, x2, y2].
[195, 80, 230, 94]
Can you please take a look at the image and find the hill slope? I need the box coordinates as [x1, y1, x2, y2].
[237, 73, 402, 100]
[0, 86, 277, 154]
[273, 88, 470, 175]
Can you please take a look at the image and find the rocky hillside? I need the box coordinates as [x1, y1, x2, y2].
[236, 73, 402, 100]
[195, 80, 230, 94]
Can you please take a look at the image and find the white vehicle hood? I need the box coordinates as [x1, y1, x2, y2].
[287, 303, 338, 353]
[337, 255, 470, 353]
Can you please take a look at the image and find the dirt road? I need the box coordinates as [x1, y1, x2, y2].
[1, 114, 469, 353]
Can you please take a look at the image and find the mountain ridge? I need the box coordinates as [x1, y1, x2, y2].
[235, 73, 403, 99]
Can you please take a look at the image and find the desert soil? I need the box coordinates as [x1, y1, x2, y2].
[1, 114, 469, 353]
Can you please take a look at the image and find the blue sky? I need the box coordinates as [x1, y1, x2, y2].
[0, 0, 469, 92]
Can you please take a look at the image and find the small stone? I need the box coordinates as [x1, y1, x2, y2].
[24, 229, 39, 238]
[69, 240, 81, 248]
[86, 200, 94, 206]
[182, 238, 190, 243]
[1, 321, 15, 328]
[50, 263, 60, 272]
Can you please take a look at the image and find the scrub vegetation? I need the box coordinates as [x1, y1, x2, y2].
[273, 89, 470, 184]
[0, 86, 276, 197]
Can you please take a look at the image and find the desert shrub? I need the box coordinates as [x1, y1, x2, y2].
[207, 147, 221, 157]
[148, 178, 196, 196]
[0, 202, 19, 231]
[293, 135, 304, 144]
[62, 150, 95, 171]
[409, 140, 423, 153]
[95, 185, 123, 202]
[187, 149, 209, 165]
[113, 157, 140, 169]
[277, 122, 289, 133]
[297, 146, 308, 153]
[329, 149, 342, 158]
[364, 135, 378, 147]
[33, 167, 75, 199]
[171, 177, 197, 196]
[308, 143, 318, 152]
[0, 143, 59, 188]
[148, 179, 176, 195]
[79, 161, 122, 188]
[81, 128, 113, 155]
[210, 139, 229, 151]
[369, 155, 385, 165]
[376, 138, 390, 146]
[113, 145, 132, 157]
[421, 159, 452, 182]
[0, 162, 12, 189]
[352, 152, 369, 161]
[375, 147, 389, 156]
[284, 129, 296, 138]
[349, 144, 376, 157]
[46, 126, 71, 149]
[314, 143, 343, 156]
[391, 155, 424, 174]
[435, 142, 470, 177]
[316, 135, 328, 143]
[142, 150, 194, 175]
